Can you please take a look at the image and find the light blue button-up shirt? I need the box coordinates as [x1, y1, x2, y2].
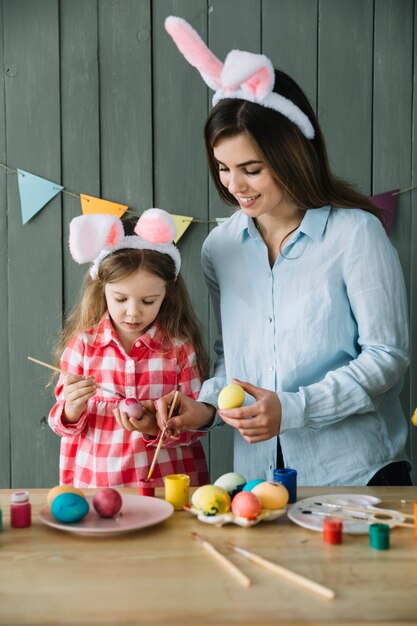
[198, 206, 410, 486]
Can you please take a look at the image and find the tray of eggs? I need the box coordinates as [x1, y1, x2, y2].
[185, 472, 289, 527]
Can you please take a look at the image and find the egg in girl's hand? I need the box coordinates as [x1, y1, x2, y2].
[252, 481, 289, 510]
[119, 398, 145, 419]
[191, 485, 231, 516]
[214, 472, 246, 498]
[218, 383, 245, 410]
[242, 479, 264, 492]
[93, 488, 123, 518]
[231, 491, 262, 520]
[47, 485, 86, 507]
[51, 493, 89, 523]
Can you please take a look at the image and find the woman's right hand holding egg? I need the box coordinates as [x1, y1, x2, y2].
[62, 373, 97, 424]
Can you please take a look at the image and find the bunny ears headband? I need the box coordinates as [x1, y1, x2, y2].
[164, 16, 315, 140]
[69, 209, 181, 279]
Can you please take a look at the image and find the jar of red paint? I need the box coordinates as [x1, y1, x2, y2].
[10, 490, 32, 528]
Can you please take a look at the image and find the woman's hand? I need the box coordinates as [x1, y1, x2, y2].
[218, 379, 282, 444]
[113, 400, 159, 436]
[155, 391, 215, 432]
[63, 374, 97, 424]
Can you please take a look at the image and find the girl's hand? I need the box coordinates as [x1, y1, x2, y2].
[218, 379, 282, 444]
[155, 391, 216, 432]
[113, 400, 159, 437]
[63, 374, 97, 424]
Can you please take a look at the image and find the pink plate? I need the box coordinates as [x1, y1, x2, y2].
[39, 494, 174, 537]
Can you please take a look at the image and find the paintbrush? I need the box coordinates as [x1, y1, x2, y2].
[146, 390, 179, 480]
[192, 533, 251, 587]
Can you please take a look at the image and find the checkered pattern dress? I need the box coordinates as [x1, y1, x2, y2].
[48, 313, 209, 487]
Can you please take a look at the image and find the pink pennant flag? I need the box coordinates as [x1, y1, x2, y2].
[370, 189, 399, 235]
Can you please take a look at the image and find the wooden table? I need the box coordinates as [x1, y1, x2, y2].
[0, 486, 416, 625]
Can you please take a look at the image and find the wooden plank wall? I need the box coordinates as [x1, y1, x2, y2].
[0, 0, 415, 487]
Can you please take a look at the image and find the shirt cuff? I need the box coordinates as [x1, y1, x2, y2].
[52, 402, 89, 436]
[278, 391, 305, 433]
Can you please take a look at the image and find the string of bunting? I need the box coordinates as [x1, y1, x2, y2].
[0, 162, 415, 238]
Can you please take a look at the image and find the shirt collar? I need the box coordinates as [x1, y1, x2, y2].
[92, 312, 165, 353]
[238, 205, 332, 242]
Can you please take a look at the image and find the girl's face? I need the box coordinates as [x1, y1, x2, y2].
[213, 133, 296, 219]
[105, 268, 166, 349]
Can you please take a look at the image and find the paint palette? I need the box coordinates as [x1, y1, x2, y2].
[184, 505, 287, 527]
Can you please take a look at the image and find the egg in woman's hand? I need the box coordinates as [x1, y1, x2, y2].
[119, 398, 145, 419]
[251, 481, 289, 509]
[47, 484, 86, 507]
[214, 472, 246, 498]
[51, 493, 89, 523]
[218, 383, 245, 410]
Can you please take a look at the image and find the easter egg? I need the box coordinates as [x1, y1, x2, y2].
[231, 491, 262, 520]
[47, 485, 85, 507]
[191, 485, 231, 516]
[51, 493, 89, 524]
[242, 479, 264, 492]
[252, 481, 289, 510]
[411, 408, 417, 426]
[214, 472, 246, 498]
[93, 488, 123, 518]
[218, 383, 245, 410]
[119, 398, 145, 420]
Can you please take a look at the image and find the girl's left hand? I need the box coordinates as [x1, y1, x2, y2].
[218, 379, 282, 444]
[113, 400, 159, 437]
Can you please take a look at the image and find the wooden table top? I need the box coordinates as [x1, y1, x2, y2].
[0, 486, 416, 625]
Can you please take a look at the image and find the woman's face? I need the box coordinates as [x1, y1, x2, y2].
[213, 133, 295, 219]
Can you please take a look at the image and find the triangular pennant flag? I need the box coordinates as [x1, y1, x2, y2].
[17, 169, 63, 224]
[171, 214, 193, 243]
[370, 189, 399, 235]
[80, 194, 128, 218]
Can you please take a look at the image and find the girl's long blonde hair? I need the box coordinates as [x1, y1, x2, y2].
[54, 248, 209, 380]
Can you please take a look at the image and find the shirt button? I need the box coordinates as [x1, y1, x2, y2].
[268, 317, 272, 323]
[135, 341, 141, 347]
[269, 366, 274, 372]
[267, 271, 272, 278]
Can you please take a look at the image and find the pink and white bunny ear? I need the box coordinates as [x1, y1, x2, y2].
[69, 214, 124, 264]
[222, 51, 275, 100]
[135, 208, 176, 243]
[164, 16, 223, 91]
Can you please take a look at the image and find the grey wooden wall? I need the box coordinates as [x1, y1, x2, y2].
[0, 0, 415, 488]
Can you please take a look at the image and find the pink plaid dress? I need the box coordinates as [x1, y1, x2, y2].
[48, 313, 209, 487]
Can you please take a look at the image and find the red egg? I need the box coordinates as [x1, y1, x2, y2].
[231, 491, 262, 520]
[119, 398, 144, 419]
[93, 488, 123, 518]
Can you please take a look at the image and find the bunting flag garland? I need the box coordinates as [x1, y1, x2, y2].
[171, 214, 193, 243]
[370, 189, 399, 235]
[80, 193, 128, 218]
[17, 169, 63, 224]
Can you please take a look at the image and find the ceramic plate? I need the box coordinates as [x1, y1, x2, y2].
[39, 494, 174, 537]
[288, 493, 384, 534]
[184, 505, 287, 527]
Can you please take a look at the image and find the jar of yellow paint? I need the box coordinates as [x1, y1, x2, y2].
[164, 474, 190, 510]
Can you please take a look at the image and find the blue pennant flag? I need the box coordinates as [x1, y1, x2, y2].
[17, 169, 63, 224]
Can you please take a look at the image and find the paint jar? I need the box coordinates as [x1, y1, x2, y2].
[369, 523, 390, 550]
[138, 479, 156, 497]
[323, 517, 343, 544]
[273, 467, 297, 503]
[164, 474, 190, 510]
[10, 491, 32, 528]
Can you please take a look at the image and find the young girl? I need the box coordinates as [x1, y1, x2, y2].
[48, 208, 209, 487]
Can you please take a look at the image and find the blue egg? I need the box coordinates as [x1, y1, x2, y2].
[51, 492, 89, 524]
[242, 479, 264, 492]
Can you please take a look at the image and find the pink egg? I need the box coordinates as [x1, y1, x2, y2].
[93, 488, 123, 518]
[231, 491, 262, 520]
[119, 398, 145, 419]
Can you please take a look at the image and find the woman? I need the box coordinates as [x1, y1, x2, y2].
[157, 16, 412, 486]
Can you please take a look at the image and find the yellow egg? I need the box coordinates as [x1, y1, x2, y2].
[218, 383, 245, 410]
[252, 481, 289, 510]
[47, 485, 86, 507]
[191, 485, 231, 516]
[411, 408, 417, 426]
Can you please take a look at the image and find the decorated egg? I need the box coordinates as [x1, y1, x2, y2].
[242, 479, 264, 492]
[214, 472, 246, 498]
[252, 481, 289, 510]
[93, 488, 123, 518]
[119, 398, 145, 420]
[191, 485, 231, 516]
[47, 485, 85, 507]
[218, 383, 245, 410]
[411, 408, 417, 426]
[231, 491, 262, 520]
[51, 493, 89, 523]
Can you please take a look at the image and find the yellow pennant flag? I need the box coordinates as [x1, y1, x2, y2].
[172, 214, 193, 243]
[80, 193, 128, 218]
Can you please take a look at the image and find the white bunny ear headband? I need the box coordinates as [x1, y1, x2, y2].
[164, 16, 315, 140]
[69, 208, 181, 279]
